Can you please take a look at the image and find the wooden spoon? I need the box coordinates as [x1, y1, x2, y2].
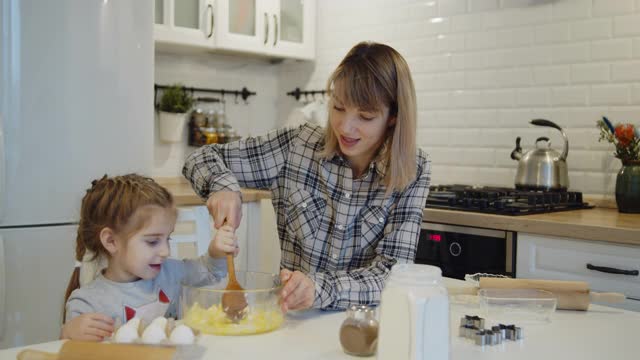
[221, 224, 248, 322]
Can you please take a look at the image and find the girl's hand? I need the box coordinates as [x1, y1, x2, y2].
[206, 191, 243, 230]
[279, 269, 315, 313]
[209, 225, 238, 258]
[61, 313, 114, 341]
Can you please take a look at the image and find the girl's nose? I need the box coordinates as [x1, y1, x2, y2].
[159, 241, 170, 257]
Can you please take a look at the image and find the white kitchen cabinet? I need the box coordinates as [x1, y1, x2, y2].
[517, 232, 640, 312]
[155, 0, 316, 60]
[154, 0, 215, 49]
[213, 0, 316, 60]
[174, 205, 248, 271]
[265, 0, 316, 60]
[213, 0, 267, 55]
[173, 203, 280, 274]
[215, 0, 315, 60]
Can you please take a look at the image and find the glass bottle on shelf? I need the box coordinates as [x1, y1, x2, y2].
[216, 109, 227, 144]
[189, 107, 207, 147]
[204, 108, 218, 144]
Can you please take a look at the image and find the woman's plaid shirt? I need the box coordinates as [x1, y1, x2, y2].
[183, 124, 431, 310]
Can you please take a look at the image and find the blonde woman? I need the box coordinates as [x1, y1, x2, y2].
[183, 42, 431, 311]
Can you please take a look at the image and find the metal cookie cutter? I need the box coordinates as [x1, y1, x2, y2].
[505, 325, 516, 340]
[475, 330, 487, 346]
[515, 326, 523, 340]
[496, 324, 508, 339]
[487, 330, 500, 346]
[471, 315, 484, 329]
[490, 327, 503, 345]
[459, 325, 479, 339]
[460, 315, 484, 329]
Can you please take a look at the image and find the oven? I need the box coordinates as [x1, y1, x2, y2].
[414, 222, 516, 280]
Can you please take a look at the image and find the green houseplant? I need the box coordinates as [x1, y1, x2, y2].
[597, 117, 640, 213]
[158, 84, 194, 143]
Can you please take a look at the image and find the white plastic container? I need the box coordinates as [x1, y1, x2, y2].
[377, 264, 449, 360]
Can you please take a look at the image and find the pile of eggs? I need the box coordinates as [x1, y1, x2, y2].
[113, 317, 196, 345]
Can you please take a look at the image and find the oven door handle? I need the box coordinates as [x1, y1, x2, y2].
[586, 263, 639, 276]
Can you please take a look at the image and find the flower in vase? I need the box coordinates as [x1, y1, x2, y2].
[597, 117, 639, 164]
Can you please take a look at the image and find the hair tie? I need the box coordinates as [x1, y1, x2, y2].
[90, 174, 109, 189]
[74, 261, 82, 268]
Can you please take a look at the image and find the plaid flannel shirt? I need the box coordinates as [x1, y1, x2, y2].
[182, 124, 431, 310]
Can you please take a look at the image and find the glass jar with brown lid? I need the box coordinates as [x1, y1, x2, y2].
[339, 305, 379, 357]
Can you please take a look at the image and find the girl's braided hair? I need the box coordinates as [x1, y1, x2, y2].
[63, 174, 175, 320]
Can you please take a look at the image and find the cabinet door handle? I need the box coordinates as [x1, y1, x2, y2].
[263, 12, 269, 45]
[273, 14, 278, 46]
[586, 263, 639, 276]
[207, 4, 214, 38]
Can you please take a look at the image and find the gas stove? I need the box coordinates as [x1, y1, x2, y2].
[425, 185, 593, 216]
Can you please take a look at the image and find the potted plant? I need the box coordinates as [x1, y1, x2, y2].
[597, 117, 640, 213]
[158, 84, 194, 143]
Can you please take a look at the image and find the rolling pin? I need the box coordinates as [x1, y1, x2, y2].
[478, 278, 626, 311]
[17, 341, 203, 360]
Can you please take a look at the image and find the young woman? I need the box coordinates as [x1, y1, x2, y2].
[183, 41, 431, 311]
[62, 174, 236, 341]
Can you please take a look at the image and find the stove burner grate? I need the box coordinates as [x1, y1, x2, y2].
[425, 185, 593, 215]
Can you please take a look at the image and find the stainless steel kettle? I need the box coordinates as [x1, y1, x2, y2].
[510, 119, 569, 191]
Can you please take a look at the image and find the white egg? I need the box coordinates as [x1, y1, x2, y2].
[169, 325, 195, 345]
[142, 324, 167, 344]
[149, 316, 167, 330]
[126, 318, 141, 330]
[114, 324, 139, 343]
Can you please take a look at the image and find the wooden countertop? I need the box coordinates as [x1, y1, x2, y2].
[423, 207, 640, 246]
[154, 177, 271, 205]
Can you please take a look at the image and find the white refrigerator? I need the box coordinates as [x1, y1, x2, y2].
[0, 0, 154, 348]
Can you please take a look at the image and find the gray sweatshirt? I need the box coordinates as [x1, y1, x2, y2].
[65, 256, 227, 325]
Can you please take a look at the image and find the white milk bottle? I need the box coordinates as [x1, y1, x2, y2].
[377, 264, 449, 360]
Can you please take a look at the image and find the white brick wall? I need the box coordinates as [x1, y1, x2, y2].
[153, 52, 279, 177]
[281, 0, 640, 197]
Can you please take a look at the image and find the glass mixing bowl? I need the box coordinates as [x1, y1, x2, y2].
[181, 271, 284, 336]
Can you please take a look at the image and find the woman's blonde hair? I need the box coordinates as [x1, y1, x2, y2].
[323, 41, 417, 193]
[63, 174, 176, 319]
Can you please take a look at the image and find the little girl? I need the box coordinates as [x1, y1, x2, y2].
[61, 174, 237, 341]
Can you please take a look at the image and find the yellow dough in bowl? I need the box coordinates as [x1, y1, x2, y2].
[184, 303, 284, 335]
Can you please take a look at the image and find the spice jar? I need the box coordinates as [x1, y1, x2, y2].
[339, 305, 379, 357]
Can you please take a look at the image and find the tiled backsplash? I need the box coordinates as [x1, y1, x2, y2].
[156, 0, 640, 197]
[154, 52, 279, 177]
[281, 0, 640, 196]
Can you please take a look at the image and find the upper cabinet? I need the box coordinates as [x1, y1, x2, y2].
[270, 0, 315, 60]
[154, 0, 316, 61]
[154, 0, 215, 49]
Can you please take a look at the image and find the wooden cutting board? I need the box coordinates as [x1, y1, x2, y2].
[17, 341, 200, 360]
[478, 277, 625, 311]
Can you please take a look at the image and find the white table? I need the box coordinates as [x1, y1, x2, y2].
[2, 278, 639, 360]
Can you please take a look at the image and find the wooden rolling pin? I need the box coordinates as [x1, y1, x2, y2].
[478, 278, 626, 311]
[16, 341, 196, 360]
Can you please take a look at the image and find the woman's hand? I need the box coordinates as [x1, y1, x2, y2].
[209, 225, 238, 258]
[279, 269, 315, 312]
[61, 313, 114, 341]
[206, 191, 243, 230]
